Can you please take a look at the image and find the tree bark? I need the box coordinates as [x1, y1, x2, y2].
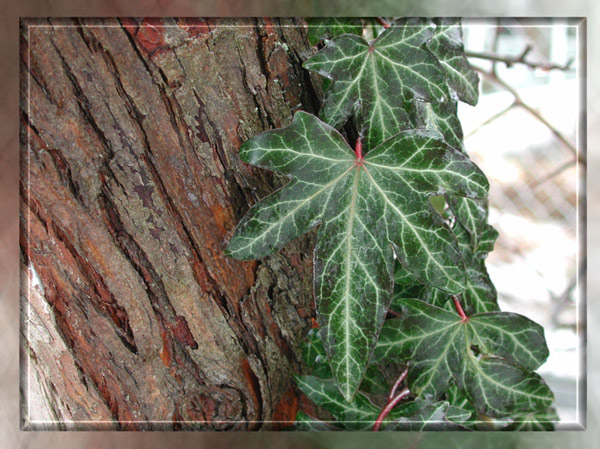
[20, 17, 322, 430]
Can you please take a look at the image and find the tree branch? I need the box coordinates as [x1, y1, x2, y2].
[466, 46, 574, 72]
[465, 101, 517, 138]
[490, 19, 502, 77]
[529, 159, 576, 189]
[472, 65, 585, 165]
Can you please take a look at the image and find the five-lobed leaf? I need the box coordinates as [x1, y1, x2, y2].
[303, 20, 449, 150]
[374, 298, 553, 417]
[226, 111, 488, 400]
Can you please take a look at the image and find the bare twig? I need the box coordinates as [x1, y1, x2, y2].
[466, 47, 574, 72]
[550, 260, 584, 327]
[472, 65, 585, 165]
[490, 19, 502, 77]
[466, 101, 517, 138]
[550, 275, 577, 326]
[529, 159, 576, 189]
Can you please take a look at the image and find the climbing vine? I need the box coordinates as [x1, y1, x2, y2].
[226, 17, 556, 430]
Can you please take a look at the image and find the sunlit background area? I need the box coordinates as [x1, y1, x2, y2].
[461, 19, 582, 426]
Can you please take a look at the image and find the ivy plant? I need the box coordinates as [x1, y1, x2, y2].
[225, 17, 556, 430]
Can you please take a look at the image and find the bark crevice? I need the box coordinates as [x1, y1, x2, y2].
[21, 17, 318, 430]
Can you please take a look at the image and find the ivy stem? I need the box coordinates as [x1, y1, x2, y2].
[372, 387, 410, 431]
[376, 17, 390, 29]
[354, 136, 364, 164]
[372, 367, 410, 431]
[452, 295, 469, 322]
[386, 308, 401, 318]
[388, 367, 409, 401]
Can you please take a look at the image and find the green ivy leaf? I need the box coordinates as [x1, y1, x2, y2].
[226, 112, 488, 400]
[445, 384, 479, 428]
[294, 411, 341, 431]
[360, 366, 391, 396]
[302, 328, 333, 379]
[502, 407, 558, 431]
[393, 224, 499, 315]
[468, 314, 549, 372]
[458, 256, 498, 314]
[427, 224, 499, 314]
[386, 400, 462, 430]
[295, 375, 381, 430]
[458, 357, 553, 418]
[428, 18, 480, 106]
[392, 262, 429, 306]
[306, 18, 364, 46]
[446, 404, 473, 423]
[445, 385, 557, 430]
[296, 375, 460, 430]
[301, 328, 391, 396]
[303, 21, 448, 149]
[373, 299, 553, 417]
[476, 223, 499, 255]
[447, 197, 487, 247]
[414, 99, 464, 151]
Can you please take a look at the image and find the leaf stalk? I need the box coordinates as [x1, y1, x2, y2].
[354, 136, 364, 165]
[376, 17, 391, 29]
[452, 295, 469, 322]
[373, 387, 411, 431]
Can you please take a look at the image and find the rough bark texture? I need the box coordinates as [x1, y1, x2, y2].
[20, 17, 323, 430]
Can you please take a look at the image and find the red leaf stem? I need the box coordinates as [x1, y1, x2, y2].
[388, 367, 409, 401]
[376, 17, 391, 29]
[452, 295, 469, 322]
[354, 136, 363, 162]
[372, 387, 410, 431]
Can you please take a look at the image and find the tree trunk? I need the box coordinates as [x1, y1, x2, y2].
[20, 17, 322, 431]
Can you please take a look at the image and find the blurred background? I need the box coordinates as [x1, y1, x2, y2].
[461, 19, 582, 426]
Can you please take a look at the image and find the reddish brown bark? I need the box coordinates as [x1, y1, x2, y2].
[20, 17, 321, 430]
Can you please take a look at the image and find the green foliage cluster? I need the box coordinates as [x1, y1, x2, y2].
[226, 18, 556, 430]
